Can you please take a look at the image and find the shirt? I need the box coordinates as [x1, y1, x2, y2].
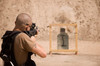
[14, 33, 35, 66]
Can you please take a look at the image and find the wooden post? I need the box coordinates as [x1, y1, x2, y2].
[49, 25, 52, 55]
[75, 24, 78, 54]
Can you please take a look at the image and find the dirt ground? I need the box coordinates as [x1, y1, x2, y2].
[0, 40, 100, 66]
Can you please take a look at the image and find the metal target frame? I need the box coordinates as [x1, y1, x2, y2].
[49, 24, 78, 55]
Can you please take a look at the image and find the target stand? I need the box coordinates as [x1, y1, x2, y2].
[49, 24, 78, 55]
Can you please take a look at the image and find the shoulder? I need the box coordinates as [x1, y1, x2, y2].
[16, 32, 30, 40]
[18, 32, 28, 36]
[15, 32, 34, 45]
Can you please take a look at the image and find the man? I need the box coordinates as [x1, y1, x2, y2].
[6, 13, 46, 66]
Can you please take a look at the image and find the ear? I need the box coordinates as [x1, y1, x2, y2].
[15, 21, 16, 24]
[25, 27, 28, 31]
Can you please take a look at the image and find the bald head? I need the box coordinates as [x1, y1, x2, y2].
[15, 13, 32, 26]
[14, 13, 32, 31]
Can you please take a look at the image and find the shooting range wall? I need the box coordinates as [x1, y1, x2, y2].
[0, 0, 100, 41]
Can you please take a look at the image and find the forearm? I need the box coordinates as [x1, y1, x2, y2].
[31, 36, 47, 58]
[32, 43, 47, 58]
